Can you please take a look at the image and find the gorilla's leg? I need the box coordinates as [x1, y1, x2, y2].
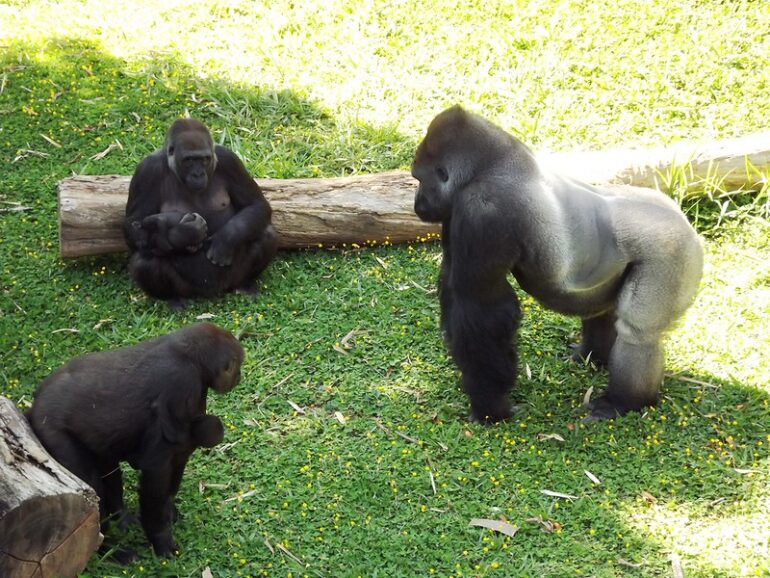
[588, 334, 664, 419]
[138, 467, 177, 556]
[101, 464, 126, 524]
[101, 465, 140, 531]
[587, 262, 678, 420]
[128, 253, 196, 306]
[35, 434, 105, 505]
[572, 312, 617, 366]
[449, 291, 521, 422]
[36, 435, 139, 563]
[234, 226, 278, 294]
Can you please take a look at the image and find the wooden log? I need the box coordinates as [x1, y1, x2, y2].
[0, 397, 101, 578]
[57, 133, 770, 258]
[540, 131, 770, 190]
[58, 171, 439, 258]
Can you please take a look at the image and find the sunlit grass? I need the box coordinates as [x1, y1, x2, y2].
[1, 1, 769, 577]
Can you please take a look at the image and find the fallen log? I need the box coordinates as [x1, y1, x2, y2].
[58, 133, 769, 258]
[58, 171, 438, 258]
[540, 131, 770, 190]
[0, 396, 101, 578]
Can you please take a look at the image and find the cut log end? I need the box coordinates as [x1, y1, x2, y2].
[0, 397, 101, 578]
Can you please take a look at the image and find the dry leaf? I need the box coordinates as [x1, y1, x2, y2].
[223, 488, 258, 503]
[202, 567, 214, 578]
[734, 468, 760, 475]
[669, 553, 684, 578]
[617, 558, 643, 569]
[334, 411, 346, 425]
[196, 313, 217, 320]
[276, 543, 303, 565]
[469, 518, 518, 537]
[584, 470, 601, 485]
[332, 344, 349, 355]
[374, 255, 388, 269]
[40, 133, 62, 148]
[537, 433, 565, 442]
[199, 481, 230, 495]
[263, 537, 274, 554]
[640, 491, 658, 504]
[90, 142, 120, 161]
[287, 400, 306, 415]
[340, 329, 365, 349]
[525, 363, 532, 380]
[540, 489, 578, 500]
[92, 318, 113, 330]
[583, 386, 594, 407]
[525, 516, 557, 533]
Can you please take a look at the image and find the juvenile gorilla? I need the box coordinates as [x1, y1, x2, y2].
[27, 323, 244, 559]
[125, 118, 277, 308]
[412, 106, 703, 422]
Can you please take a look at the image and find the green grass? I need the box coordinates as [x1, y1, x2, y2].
[1, 1, 769, 577]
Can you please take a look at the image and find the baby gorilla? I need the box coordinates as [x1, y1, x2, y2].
[412, 106, 703, 422]
[27, 323, 244, 560]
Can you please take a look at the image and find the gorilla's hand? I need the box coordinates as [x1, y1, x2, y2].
[206, 235, 235, 266]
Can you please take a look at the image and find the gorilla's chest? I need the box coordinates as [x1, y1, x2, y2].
[161, 179, 235, 232]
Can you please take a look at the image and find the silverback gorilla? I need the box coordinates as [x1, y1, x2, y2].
[412, 106, 703, 422]
[27, 323, 244, 560]
[125, 118, 277, 309]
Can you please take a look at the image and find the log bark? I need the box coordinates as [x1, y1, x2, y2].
[57, 133, 770, 258]
[0, 397, 101, 578]
[540, 131, 770, 191]
[58, 171, 439, 258]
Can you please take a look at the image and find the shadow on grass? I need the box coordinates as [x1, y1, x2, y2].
[1, 37, 768, 578]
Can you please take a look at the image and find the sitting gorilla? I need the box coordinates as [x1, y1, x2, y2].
[124, 118, 277, 309]
[26, 323, 244, 560]
[412, 106, 703, 422]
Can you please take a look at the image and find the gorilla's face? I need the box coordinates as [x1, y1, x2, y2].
[412, 106, 478, 223]
[412, 143, 454, 223]
[412, 160, 452, 223]
[166, 121, 218, 193]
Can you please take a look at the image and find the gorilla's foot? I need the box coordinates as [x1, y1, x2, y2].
[235, 279, 260, 296]
[166, 297, 188, 311]
[583, 395, 622, 422]
[100, 544, 138, 565]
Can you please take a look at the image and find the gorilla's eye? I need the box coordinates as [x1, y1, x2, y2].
[436, 166, 449, 183]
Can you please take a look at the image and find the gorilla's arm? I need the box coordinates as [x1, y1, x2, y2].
[125, 155, 210, 257]
[124, 153, 165, 253]
[125, 155, 206, 256]
[437, 221, 455, 343]
[444, 200, 522, 422]
[206, 147, 273, 266]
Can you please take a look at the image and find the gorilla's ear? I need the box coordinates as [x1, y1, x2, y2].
[167, 145, 175, 156]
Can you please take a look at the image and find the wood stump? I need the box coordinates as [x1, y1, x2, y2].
[0, 396, 101, 578]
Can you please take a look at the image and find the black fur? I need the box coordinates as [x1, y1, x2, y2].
[27, 323, 243, 559]
[412, 106, 703, 422]
[124, 118, 276, 308]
